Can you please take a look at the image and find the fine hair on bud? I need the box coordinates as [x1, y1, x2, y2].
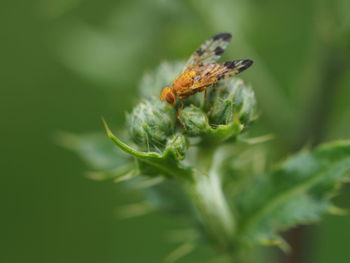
[127, 99, 176, 152]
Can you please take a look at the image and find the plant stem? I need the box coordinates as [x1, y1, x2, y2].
[185, 146, 237, 261]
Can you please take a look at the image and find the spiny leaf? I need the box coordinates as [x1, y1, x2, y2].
[235, 140, 350, 248]
[103, 118, 193, 181]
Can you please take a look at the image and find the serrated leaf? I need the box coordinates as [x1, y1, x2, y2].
[235, 140, 350, 248]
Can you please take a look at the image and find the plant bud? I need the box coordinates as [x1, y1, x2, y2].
[127, 99, 176, 152]
[179, 105, 210, 136]
[164, 133, 188, 160]
[209, 78, 256, 126]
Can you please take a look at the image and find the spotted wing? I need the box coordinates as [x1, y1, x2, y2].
[192, 59, 254, 88]
[183, 33, 232, 72]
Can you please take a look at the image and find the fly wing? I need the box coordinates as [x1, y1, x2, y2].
[183, 33, 232, 72]
[192, 59, 253, 89]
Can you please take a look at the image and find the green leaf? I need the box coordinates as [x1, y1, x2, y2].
[235, 140, 350, 248]
[103, 119, 194, 182]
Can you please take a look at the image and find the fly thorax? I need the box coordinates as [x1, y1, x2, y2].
[173, 70, 197, 92]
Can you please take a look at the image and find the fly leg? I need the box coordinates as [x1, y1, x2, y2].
[177, 100, 185, 128]
[197, 86, 208, 109]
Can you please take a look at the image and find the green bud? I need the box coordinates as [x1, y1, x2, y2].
[127, 99, 176, 152]
[209, 78, 256, 126]
[164, 133, 188, 160]
[179, 105, 210, 136]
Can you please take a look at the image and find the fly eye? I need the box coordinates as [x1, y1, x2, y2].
[166, 93, 175, 105]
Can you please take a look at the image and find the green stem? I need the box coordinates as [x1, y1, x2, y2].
[184, 146, 237, 260]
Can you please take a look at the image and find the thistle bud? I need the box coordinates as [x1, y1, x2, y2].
[127, 99, 176, 152]
[209, 78, 256, 127]
[164, 133, 188, 160]
[179, 105, 210, 136]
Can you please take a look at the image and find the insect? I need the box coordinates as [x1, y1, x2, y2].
[160, 33, 253, 105]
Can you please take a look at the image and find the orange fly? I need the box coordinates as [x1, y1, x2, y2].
[160, 33, 253, 106]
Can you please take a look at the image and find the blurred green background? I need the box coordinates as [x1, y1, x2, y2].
[1, 0, 349, 262]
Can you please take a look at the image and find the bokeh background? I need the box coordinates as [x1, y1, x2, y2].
[1, 0, 350, 262]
